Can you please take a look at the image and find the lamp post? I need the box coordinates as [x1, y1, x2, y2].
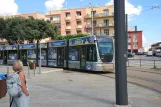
[114, 0, 128, 106]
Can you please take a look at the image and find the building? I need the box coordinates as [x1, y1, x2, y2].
[85, 6, 114, 36]
[151, 42, 161, 50]
[16, 12, 46, 19]
[128, 30, 143, 53]
[45, 10, 61, 33]
[45, 5, 114, 36]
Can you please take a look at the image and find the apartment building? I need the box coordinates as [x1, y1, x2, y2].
[16, 12, 46, 19]
[45, 10, 61, 33]
[128, 30, 143, 53]
[45, 5, 114, 36]
[85, 6, 114, 36]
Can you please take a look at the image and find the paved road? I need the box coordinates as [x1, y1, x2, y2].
[1, 66, 161, 107]
[102, 67, 161, 93]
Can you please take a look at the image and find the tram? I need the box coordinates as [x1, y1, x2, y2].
[0, 36, 114, 72]
[66, 36, 114, 72]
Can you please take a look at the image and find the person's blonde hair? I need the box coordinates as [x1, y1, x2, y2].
[12, 60, 23, 72]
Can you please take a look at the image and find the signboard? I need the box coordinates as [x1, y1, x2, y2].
[38, 43, 47, 48]
[69, 36, 94, 46]
[48, 60, 57, 67]
[0, 45, 17, 50]
[48, 40, 66, 47]
[19, 44, 36, 49]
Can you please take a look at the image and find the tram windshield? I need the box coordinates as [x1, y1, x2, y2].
[98, 42, 113, 55]
[98, 42, 113, 62]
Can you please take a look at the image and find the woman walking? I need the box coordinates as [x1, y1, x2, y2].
[11, 60, 30, 107]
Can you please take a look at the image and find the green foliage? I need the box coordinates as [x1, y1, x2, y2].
[56, 34, 89, 40]
[0, 16, 59, 44]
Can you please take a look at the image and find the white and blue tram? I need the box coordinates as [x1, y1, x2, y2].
[66, 36, 114, 72]
[0, 36, 114, 72]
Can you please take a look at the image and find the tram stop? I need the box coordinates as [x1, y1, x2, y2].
[0, 74, 7, 99]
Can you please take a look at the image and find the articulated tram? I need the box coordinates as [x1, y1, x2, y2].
[0, 36, 114, 72]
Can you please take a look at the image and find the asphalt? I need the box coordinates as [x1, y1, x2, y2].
[0, 66, 161, 107]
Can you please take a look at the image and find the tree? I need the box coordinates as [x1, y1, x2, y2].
[1, 17, 27, 44]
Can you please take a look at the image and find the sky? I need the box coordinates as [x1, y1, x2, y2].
[0, 0, 160, 47]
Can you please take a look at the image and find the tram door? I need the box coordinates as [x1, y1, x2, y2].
[21, 50, 27, 65]
[57, 47, 64, 67]
[80, 46, 86, 69]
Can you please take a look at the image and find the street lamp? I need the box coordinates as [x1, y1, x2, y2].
[39, 43, 41, 74]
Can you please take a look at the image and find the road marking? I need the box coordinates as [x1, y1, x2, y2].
[42, 69, 63, 74]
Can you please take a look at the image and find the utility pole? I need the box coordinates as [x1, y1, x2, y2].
[91, 7, 94, 36]
[126, 14, 128, 53]
[114, 0, 128, 106]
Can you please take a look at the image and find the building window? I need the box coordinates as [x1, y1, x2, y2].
[52, 16, 60, 21]
[66, 22, 70, 26]
[104, 19, 109, 26]
[92, 20, 97, 26]
[91, 11, 96, 16]
[77, 21, 81, 25]
[77, 30, 82, 34]
[66, 31, 71, 35]
[103, 10, 109, 16]
[133, 35, 138, 41]
[87, 29, 91, 34]
[104, 29, 109, 35]
[66, 12, 70, 17]
[128, 43, 131, 46]
[50, 17, 53, 20]
[76, 12, 81, 16]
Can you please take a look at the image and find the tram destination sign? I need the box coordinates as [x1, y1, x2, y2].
[69, 36, 94, 46]
[49, 40, 66, 47]
[19, 44, 36, 49]
[0, 45, 18, 50]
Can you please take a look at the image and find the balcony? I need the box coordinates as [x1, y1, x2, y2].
[65, 17, 71, 21]
[86, 23, 114, 28]
[51, 20, 60, 24]
[76, 25, 82, 30]
[66, 26, 71, 31]
[76, 16, 82, 20]
[85, 13, 114, 19]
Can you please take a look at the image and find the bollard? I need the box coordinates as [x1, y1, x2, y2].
[7, 67, 9, 76]
[140, 59, 142, 67]
[28, 63, 30, 77]
[34, 65, 36, 76]
[154, 60, 156, 67]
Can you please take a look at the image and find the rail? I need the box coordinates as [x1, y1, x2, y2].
[127, 59, 161, 69]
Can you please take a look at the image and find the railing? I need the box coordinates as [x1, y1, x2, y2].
[86, 13, 114, 18]
[86, 23, 114, 28]
[127, 59, 161, 69]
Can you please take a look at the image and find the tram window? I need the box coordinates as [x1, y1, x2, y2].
[0, 52, 3, 59]
[48, 48, 57, 59]
[87, 45, 97, 62]
[8, 51, 17, 60]
[69, 47, 79, 61]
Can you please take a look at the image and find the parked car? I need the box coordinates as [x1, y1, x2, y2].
[146, 51, 153, 56]
[127, 52, 134, 58]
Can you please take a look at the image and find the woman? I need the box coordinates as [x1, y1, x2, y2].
[11, 60, 30, 107]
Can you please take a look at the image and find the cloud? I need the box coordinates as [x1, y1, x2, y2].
[106, 0, 142, 20]
[0, 0, 18, 16]
[142, 35, 150, 47]
[45, 0, 65, 10]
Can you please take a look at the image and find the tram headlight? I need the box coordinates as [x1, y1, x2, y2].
[87, 64, 92, 70]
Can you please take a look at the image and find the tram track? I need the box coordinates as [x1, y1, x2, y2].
[98, 72, 161, 94]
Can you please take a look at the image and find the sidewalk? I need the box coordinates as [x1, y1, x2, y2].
[0, 68, 161, 107]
